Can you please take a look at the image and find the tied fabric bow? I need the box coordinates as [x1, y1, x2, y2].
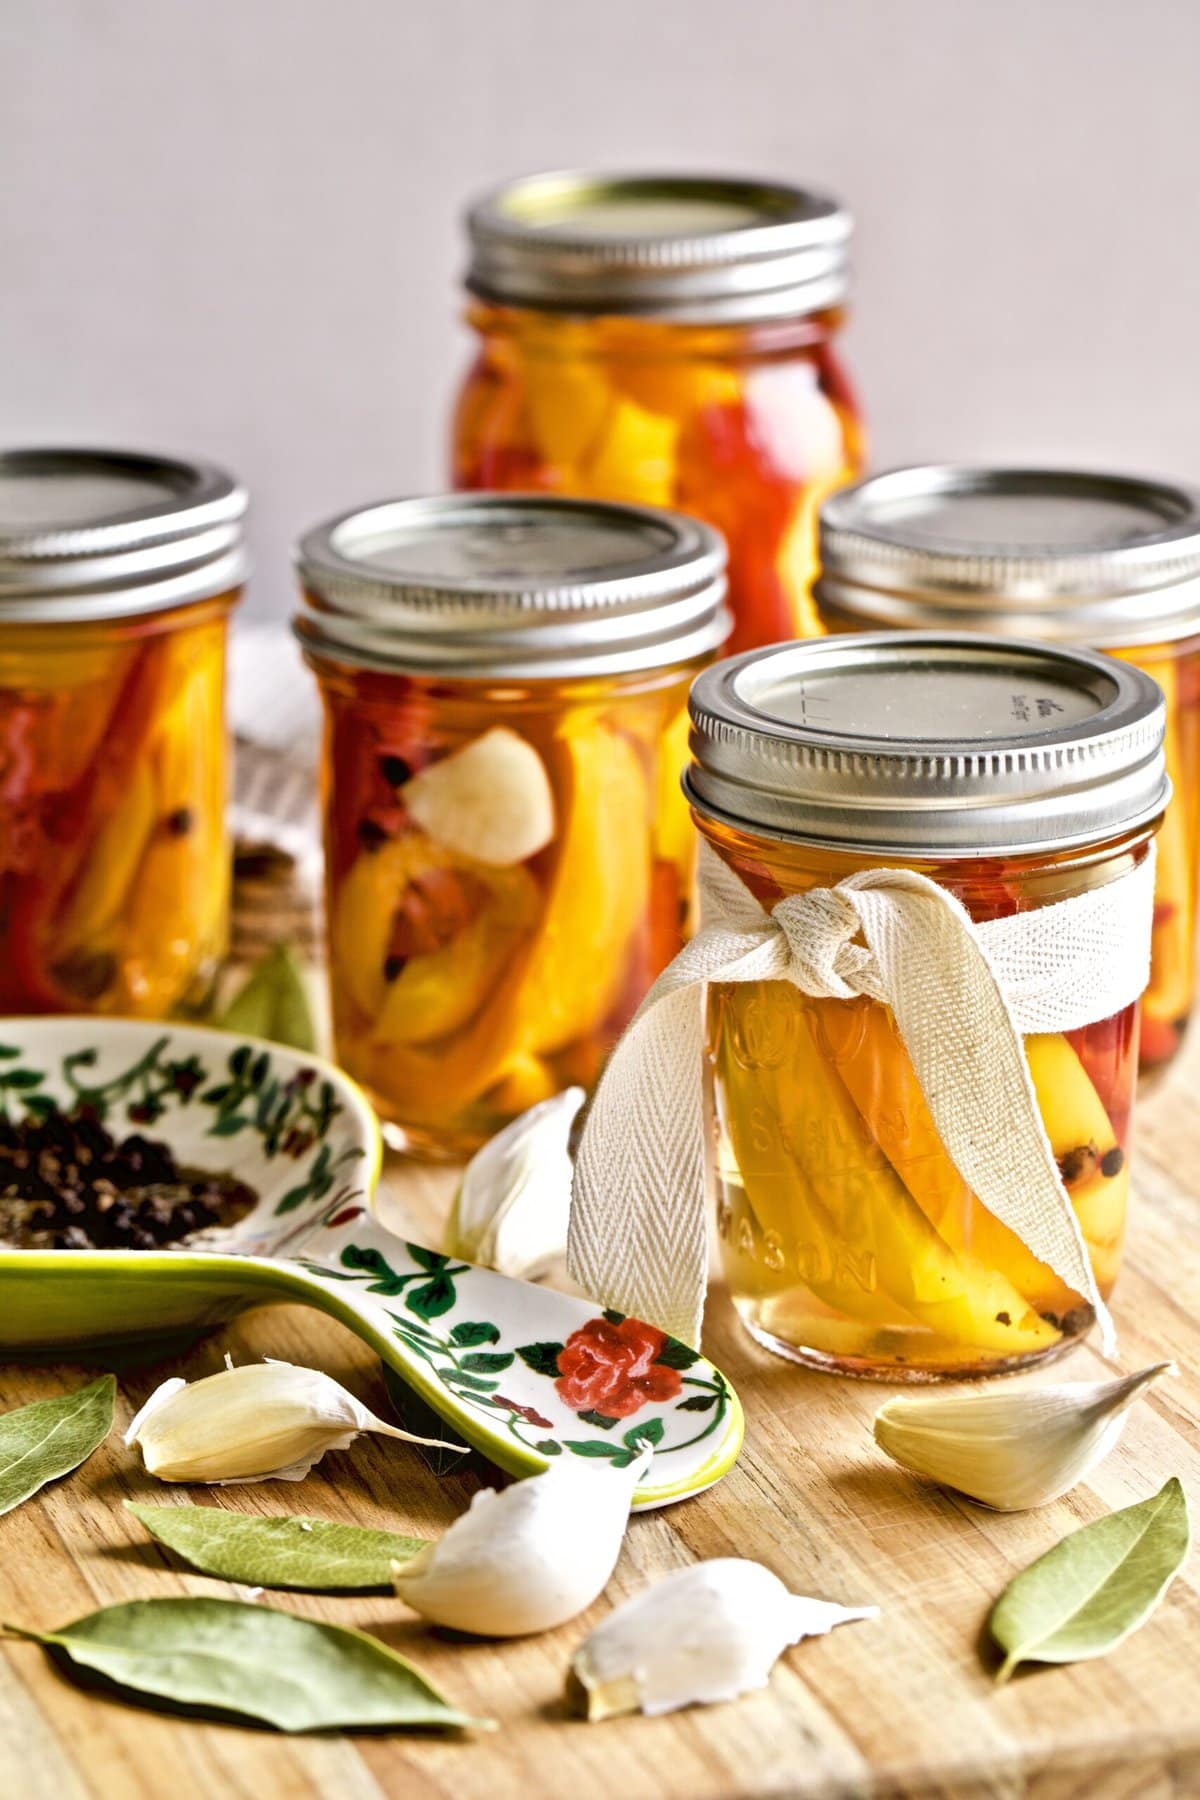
[569, 841, 1157, 1350]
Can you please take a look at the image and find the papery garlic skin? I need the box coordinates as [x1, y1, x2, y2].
[571, 1559, 878, 1719]
[448, 1086, 583, 1280]
[124, 1360, 455, 1484]
[392, 1452, 646, 1636]
[873, 1363, 1174, 1511]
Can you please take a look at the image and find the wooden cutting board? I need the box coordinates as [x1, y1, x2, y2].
[2, 999, 1199, 1794]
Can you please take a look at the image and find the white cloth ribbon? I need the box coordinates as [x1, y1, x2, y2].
[570, 841, 1157, 1350]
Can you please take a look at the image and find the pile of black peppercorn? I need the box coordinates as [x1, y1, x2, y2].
[0, 1106, 257, 1250]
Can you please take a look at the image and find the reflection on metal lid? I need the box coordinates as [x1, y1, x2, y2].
[819, 466, 1200, 646]
[0, 447, 248, 621]
[465, 171, 852, 323]
[294, 492, 730, 679]
[687, 632, 1168, 856]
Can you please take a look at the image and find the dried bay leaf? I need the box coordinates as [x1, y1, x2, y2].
[128, 1501, 426, 1591]
[988, 1476, 1190, 1680]
[5, 1597, 486, 1732]
[0, 1375, 116, 1516]
[215, 944, 316, 1053]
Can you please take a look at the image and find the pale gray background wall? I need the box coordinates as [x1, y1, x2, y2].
[3, 0, 1197, 617]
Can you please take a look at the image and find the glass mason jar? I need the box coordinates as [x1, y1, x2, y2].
[451, 172, 865, 654]
[687, 634, 1166, 1377]
[0, 448, 246, 1016]
[816, 466, 1200, 1071]
[295, 493, 730, 1159]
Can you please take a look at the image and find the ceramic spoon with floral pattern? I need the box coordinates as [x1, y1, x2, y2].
[0, 1019, 744, 1509]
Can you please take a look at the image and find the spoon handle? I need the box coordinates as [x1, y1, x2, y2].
[281, 1211, 743, 1511]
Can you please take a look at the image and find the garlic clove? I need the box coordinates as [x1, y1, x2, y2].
[124, 1359, 457, 1485]
[569, 1559, 878, 1719]
[404, 727, 556, 867]
[447, 1086, 583, 1280]
[873, 1363, 1175, 1511]
[392, 1452, 647, 1637]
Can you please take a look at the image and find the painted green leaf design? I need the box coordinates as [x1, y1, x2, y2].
[339, 1244, 407, 1293]
[210, 1112, 252, 1136]
[127, 1503, 426, 1592]
[0, 1376, 116, 1517]
[988, 1477, 1190, 1680]
[458, 1351, 513, 1375]
[405, 1243, 444, 1272]
[214, 945, 316, 1055]
[624, 1417, 665, 1450]
[654, 1339, 701, 1371]
[5, 1597, 484, 1732]
[406, 1273, 457, 1319]
[515, 1341, 565, 1378]
[576, 1409, 620, 1431]
[440, 1370, 497, 1394]
[450, 1321, 500, 1348]
[1, 1068, 45, 1090]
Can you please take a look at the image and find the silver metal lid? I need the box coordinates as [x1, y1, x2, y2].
[0, 447, 248, 622]
[294, 493, 730, 679]
[686, 633, 1168, 857]
[819, 465, 1200, 648]
[465, 171, 852, 324]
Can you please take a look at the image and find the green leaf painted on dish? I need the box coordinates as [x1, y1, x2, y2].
[514, 1341, 564, 1378]
[0, 1375, 116, 1517]
[5, 1597, 485, 1732]
[127, 1503, 427, 1592]
[215, 945, 316, 1054]
[988, 1476, 1190, 1680]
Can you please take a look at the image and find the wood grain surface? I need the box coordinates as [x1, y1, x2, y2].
[2, 999, 1199, 1795]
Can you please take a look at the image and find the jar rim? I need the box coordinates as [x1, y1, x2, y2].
[294, 492, 731, 679]
[819, 464, 1200, 647]
[0, 447, 249, 622]
[464, 170, 852, 324]
[686, 632, 1169, 858]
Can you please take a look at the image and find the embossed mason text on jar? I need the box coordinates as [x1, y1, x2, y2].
[452, 172, 864, 654]
[684, 635, 1166, 1378]
[0, 448, 246, 1017]
[295, 493, 729, 1160]
[818, 466, 1200, 1069]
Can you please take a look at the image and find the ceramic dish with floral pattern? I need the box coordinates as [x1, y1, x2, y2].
[0, 1018, 744, 1509]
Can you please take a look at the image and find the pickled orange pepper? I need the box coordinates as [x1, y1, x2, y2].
[453, 308, 865, 654]
[319, 661, 697, 1157]
[0, 606, 229, 1017]
[705, 828, 1139, 1376]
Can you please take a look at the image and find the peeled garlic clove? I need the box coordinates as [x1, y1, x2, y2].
[125, 1359, 457, 1485]
[447, 1086, 584, 1280]
[392, 1453, 646, 1637]
[570, 1559, 878, 1719]
[873, 1363, 1174, 1511]
[404, 727, 556, 867]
